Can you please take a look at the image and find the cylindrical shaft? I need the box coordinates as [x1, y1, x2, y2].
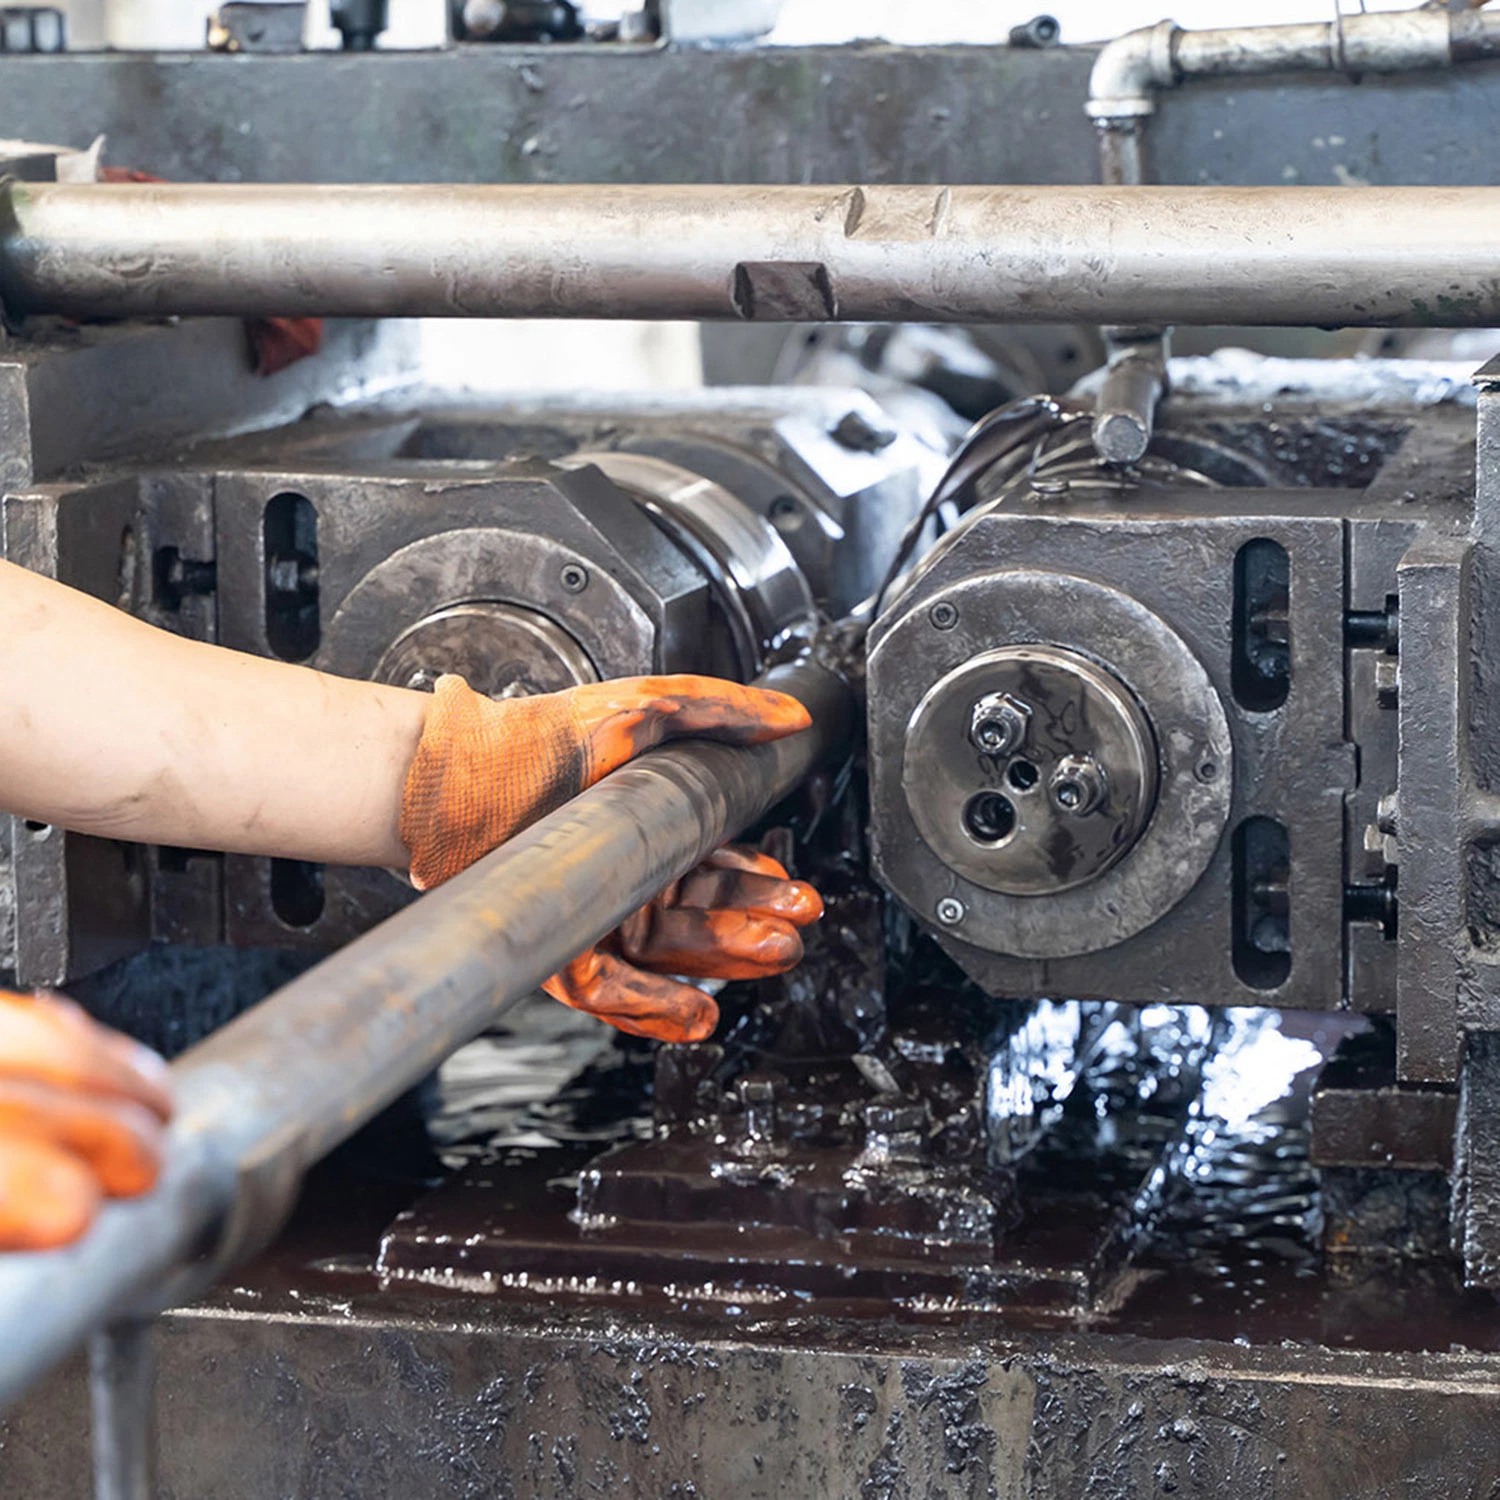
[88, 1322, 157, 1500]
[0, 658, 852, 1411]
[4, 182, 1500, 328]
[1092, 338, 1167, 465]
[1174, 12, 1454, 78]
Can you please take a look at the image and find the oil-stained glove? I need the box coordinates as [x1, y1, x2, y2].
[399, 674, 812, 891]
[544, 845, 823, 1043]
[0, 991, 171, 1250]
[398, 675, 821, 1042]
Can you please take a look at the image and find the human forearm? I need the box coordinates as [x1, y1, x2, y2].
[0, 560, 428, 866]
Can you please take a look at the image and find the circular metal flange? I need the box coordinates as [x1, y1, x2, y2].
[902, 645, 1158, 897]
[317, 527, 654, 687]
[868, 568, 1232, 959]
[375, 602, 598, 698]
[560, 451, 816, 677]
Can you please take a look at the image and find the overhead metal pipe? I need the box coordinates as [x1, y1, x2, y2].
[0, 656, 852, 1411]
[4, 181, 1500, 328]
[1081, 5, 1500, 464]
[1087, 8, 1500, 124]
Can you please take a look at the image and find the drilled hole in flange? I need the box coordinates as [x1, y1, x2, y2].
[1007, 759, 1039, 792]
[963, 792, 1016, 846]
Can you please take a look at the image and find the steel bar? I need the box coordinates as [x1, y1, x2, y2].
[87, 1322, 156, 1500]
[0, 657, 851, 1411]
[4, 182, 1500, 327]
[1092, 335, 1167, 465]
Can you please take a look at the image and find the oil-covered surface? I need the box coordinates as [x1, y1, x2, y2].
[228, 996, 1500, 1361]
[368, 995, 1498, 1359]
[8, 997, 1500, 1498]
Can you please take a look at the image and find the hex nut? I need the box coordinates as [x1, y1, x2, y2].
[1049, 754, 1107, 816]
[969, 692, 1031, 756]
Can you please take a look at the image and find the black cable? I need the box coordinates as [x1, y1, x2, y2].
[871, 395, 1064, 619]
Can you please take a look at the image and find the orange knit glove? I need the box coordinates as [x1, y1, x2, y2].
[399, 674, 820, 1042]
[399, 674, 812, 890]
[0, 991, 172, 1250]
[544, 845, 822, 1042]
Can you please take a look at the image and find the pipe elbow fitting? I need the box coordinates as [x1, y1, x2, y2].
[1085, 19, 1179, 121]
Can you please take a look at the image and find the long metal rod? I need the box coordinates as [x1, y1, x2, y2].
[4, 182, 1500, 328]
[88, 1321, 157, 1500]
[0, 657, 851, 1412]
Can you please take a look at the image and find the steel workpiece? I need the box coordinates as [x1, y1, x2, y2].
[0, 656, 852, 1411]
[3, 182, 1500, 327]
[1091, 337, 1168, 465]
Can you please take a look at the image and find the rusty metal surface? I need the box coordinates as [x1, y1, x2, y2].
[1311, 1029, 1458, 1173]
[863, 385, 1492, 1021]
[7, 1166, 1500, 1499]
[0, 45, 1495, 195]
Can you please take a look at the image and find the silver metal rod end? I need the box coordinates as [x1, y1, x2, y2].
[1091, 408, 1152, 466]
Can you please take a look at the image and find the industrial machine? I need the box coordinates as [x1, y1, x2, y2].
[5, 6, 1500, 1496]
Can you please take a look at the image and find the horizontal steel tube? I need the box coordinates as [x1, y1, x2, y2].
[0, 657, 851, 1411]
[1174, 12, 1454, 80]
[1087, 8, 1500, 119]
[5, 182, 1500, 328]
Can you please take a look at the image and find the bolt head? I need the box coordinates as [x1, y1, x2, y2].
[560, 563, 590, 594]
[1361, 820, 1396, 878]
[1375, 657, 1399, 709]
[1049, 754, 1107, 816]
[935, 896, 965, 926]
[1376, 792, 1399, 837]
[929, 601, 959, 631]
[830, 409, 896, 452]
[969, 692, 1031, 756]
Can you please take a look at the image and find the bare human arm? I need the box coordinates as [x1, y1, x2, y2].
[0, 557, 816, 884]
[0, 557, 430, 866]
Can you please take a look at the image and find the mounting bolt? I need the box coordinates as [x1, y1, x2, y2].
[1377, 792, 1399, 837]
[1375, 657, 1399, 710]
[560, 563, 590, 594]
[929, 601, 959, 631]
[1344, 879, 1397, 937]
[830, 409, 896, 452]
[1050, 754, 1107, 816]
[969, 692, 1031, 756]
[935, 896, 965, 926]
[1361, 820, 1396, 878]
